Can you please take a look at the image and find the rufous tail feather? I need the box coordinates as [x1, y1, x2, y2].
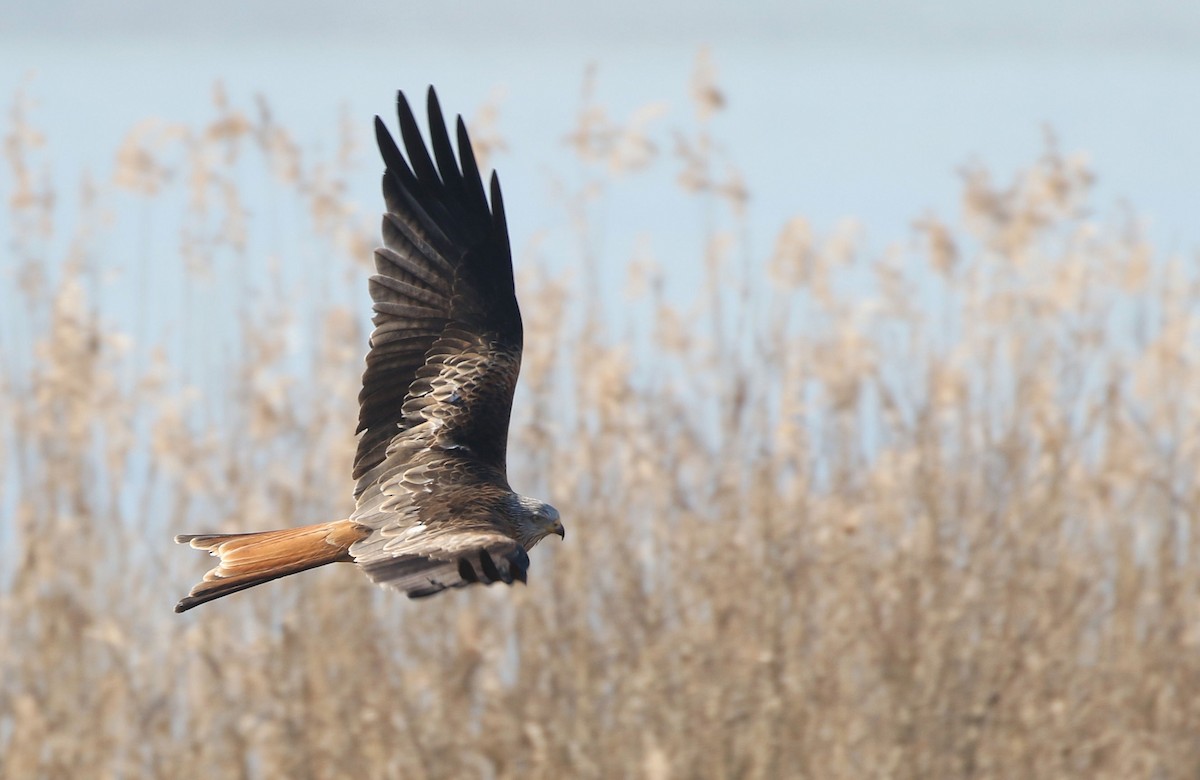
[174, 520, 370, 613]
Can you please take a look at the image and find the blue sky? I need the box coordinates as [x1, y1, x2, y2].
[4, 0, 1199, 52]
[2, 0, 1197, 298]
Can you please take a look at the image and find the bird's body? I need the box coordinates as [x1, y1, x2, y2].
[175, 88, 562, 613]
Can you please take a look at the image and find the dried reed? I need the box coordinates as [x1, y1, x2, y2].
[1, 54, 1198, 779]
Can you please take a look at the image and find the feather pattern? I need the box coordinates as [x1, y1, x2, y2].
[353, 88, 521, 487]
[348, 87, 541, 598]
[175, 87, 560, 612]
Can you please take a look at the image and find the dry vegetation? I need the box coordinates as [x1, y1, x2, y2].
[3, 55, 1200, 778]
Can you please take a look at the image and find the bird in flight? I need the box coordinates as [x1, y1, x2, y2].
[175, 88, 563, 612]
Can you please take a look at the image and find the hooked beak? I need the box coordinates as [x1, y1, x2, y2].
[554, 522, 565, 540]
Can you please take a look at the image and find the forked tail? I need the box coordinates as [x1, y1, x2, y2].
[174, 520, 370, 612]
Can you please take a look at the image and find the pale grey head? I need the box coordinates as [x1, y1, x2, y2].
[512, 494, 564, 550]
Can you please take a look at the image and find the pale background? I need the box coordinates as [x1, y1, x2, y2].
[3, 0, 1198, 260]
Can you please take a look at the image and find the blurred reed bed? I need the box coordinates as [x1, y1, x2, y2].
[2, 53, 1199, 778]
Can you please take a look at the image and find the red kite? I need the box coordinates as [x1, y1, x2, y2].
[175, 88, 563, 612]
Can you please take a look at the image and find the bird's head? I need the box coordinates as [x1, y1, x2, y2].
[514, 495, 564, 549]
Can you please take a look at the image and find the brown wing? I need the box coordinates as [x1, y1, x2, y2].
[353, 87, 521, 490]
[349, 88, 527, 597]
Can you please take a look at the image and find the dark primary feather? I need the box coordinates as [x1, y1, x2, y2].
[353, 87, 522, 491]
[358, 533, 530, 599]
[348, 88, 530, 597]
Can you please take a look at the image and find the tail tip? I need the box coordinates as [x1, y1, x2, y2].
[174, 596, 199, 613]
[175, 532, 220, 548]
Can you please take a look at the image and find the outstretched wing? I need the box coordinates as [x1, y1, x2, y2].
[354, 87, 521, 487]
[349, 88, 527, 597]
